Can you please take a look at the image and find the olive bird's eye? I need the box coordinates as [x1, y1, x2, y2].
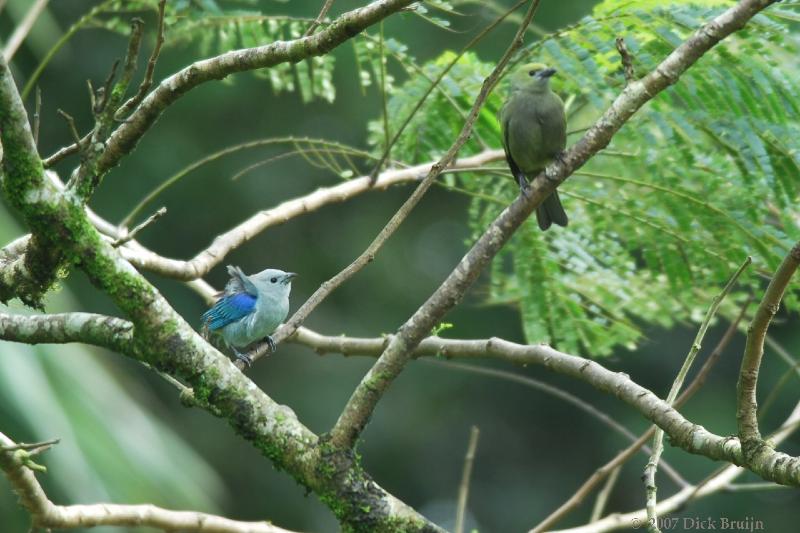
[528, 69, 539, 76]
[270, 277, 278, 283]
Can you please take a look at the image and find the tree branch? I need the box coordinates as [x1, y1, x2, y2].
[431, 359, 687, 487]
[0, 52, 442, 532]
[549, 400, 800, 533]
[0, 431, 298, 533]
[2, 0, 49, 62]
[737, 241, 800, 455]
[92, 0, 417, 181]
[367, 0, 525, 181]
[529, 295, 751, 532]
[289, 321, 800, 485]
[305, 0, 337, 36]
[2, 0, 419, 307]
[644, 257, 750, 532]
[0, 58, 60, 308]
[454, 426, 479, 533]
[0, 311, 133, 352]
[328, 0, 780, 452]
[294, 327, 739, 458]
[115, 149, 503, 280]
[326, 0, 543, 446]
[115, 0, 167, 119]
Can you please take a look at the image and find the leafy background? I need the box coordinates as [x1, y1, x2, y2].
[374, 1, 800, 356]
[1, 0, 800, 531]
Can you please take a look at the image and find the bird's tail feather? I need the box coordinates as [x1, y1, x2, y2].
[536, 191, 568, 231]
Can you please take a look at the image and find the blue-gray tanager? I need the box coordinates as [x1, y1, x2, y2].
[202, 265, 296, 366]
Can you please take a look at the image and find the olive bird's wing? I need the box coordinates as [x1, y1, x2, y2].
[536, 93, 567, 156]
[500, 109, 528, 190]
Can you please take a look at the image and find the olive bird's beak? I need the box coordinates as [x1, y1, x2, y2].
[282, 272, 298, 284]
[539, 68, 557, 78]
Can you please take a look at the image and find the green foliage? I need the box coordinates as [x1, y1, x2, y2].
[370, 1, 800, 356]
[43, 0, 335, 103]
[28, 0, 464, 105]
[56, 1, 466, 105]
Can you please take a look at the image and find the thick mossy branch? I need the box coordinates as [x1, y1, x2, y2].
[0, 59, 439, 533]
[0, 59, 65, 308]
[0, 311, 133, 352]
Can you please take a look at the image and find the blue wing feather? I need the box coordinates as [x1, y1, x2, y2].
[201, 292, 257, 331]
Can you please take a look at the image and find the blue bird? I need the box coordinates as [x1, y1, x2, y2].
[202, 265, 296, 366]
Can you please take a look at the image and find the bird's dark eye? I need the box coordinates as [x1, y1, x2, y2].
[529, 69, 539, 76]
[270, 277, 277, 283]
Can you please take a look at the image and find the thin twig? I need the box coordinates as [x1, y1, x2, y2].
[759, 335, 800, 419]
[116, 18, 145, 102]
[0, 438, 59, 454]
[2, 0, 50, 62]
[121, 136, 380, 227]
[738, 242, 800, 450]
[32, 86, 41, 147]
[723, 481, 789, 492]
[615, 36, 635, 84]
[360, 30, 490, 149]
[758, 359, 799, 421]
[427, 359, 687, 486]
[304, 0, 336, 36]
[56, 109, 83, 149]
[454, 426, 480, 533]
[368, 0, 527, 182]
[765, 335, 800, 378]
[589, 466, 620, 522]
[554, 400, 800, 533]
[644, 256, 751, 532]
[42, 134, 90, 167]
[115, 152, 503, 279]
[116, 0, 167, 118]
[113, 207, 166, 247]
[87, 78, 96, 113]
[377, 21, 391, 170]
[96, 59, 120, 115]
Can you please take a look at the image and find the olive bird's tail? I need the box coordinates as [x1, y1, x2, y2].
[536, 191, 569, 231]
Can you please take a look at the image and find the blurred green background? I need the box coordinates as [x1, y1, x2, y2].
[1, 0, 799, 531]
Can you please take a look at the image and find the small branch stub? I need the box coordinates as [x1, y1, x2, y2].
[616, 36, 635, 84]
[113, 207, 167, 247]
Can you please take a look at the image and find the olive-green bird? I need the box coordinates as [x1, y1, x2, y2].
[500, 62, 568, 230]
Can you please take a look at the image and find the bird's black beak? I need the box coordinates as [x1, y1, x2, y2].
[282, 272, 298, 284]
[539, 68, 557, 79]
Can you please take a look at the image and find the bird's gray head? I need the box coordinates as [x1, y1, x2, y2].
[510, 62, 557, 93]
[249, 268, 297, 299]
